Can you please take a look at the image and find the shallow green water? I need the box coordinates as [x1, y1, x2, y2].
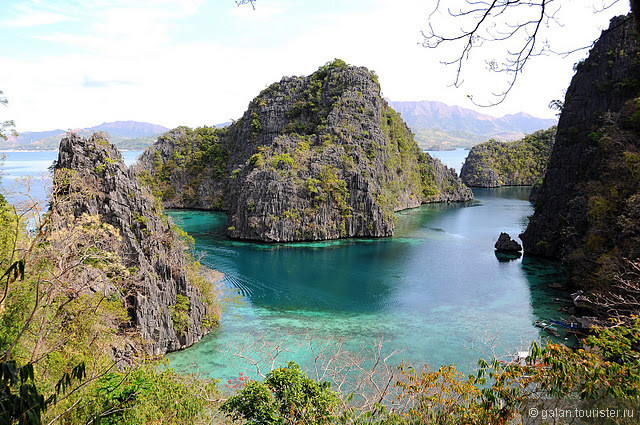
[167, 186, 571, 380]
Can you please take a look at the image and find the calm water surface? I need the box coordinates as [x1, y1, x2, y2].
[3, 150, 569, 379]
[426, 148, 469, 173]
[167, 185, 569, 379]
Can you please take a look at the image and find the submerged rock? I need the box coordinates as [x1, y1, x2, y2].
[140, 60, 473, 242]
[51, 133, 217, 356]
[494, 232, 523, 252]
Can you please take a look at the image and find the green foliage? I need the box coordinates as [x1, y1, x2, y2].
[624, 151, 640, 180]
[142, 126, 229, 204]
[377, 105, 442, 214]
[587, 195, 612, 224]
[169, 294, 191, 338]
[269, 153, 295, 169]
[249, 152, 265, 167]
[318, 166, 352, 218]
[78, 363, 218, 425]
[0, 360, 86, 425]
[462, 126, 556, 186]
[251, 111, 262, 134]
[221, 361, 339, 424]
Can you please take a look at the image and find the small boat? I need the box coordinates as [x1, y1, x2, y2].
[549, 318, 578, 330]
[571, 291, 595, 309]
[534, 320, 561, 337]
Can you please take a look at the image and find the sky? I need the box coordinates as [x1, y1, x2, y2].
[0, 0, 633, 132]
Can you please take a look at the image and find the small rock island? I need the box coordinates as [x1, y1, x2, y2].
[140, 60, 473, 242]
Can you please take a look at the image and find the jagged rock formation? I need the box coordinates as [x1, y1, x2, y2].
[521, 14, 640, 286]
[51, 133, 217, 355]
[494, 233, 522, 252]
[140, 60, 473, 242]
[460, 127, 555, 187]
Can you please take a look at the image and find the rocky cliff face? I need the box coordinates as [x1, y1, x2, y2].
[460, 127, 555, 187]
[521, 14, 640, 285]
[51, 133, 216, 355]
[140, 60, 472, 242]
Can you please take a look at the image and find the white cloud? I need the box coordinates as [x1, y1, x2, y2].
[1, 0, 634, 132]
[4, 11, 70, 27]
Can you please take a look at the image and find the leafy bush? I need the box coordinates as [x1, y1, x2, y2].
[221, 361, 339, 424]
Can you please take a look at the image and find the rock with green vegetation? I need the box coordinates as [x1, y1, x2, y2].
[137, 126, 229, 209]
[460, 127, 556, 187]
[521, 14, 640, 288]
[52, 132, 219, 356]
[140, 60, 472, 242]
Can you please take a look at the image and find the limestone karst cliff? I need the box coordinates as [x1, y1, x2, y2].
[520, 14, 640, 286]
[460, 127, 555, 188]
[51, 133, 218, 355]
[139, 60, 473, 242]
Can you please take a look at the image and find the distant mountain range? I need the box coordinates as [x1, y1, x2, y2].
[1, 103, 557, 152]
[387, 100, 557, 150]
[3, 121, 170, 150]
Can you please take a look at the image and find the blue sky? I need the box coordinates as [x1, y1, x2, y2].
[0, 0, 631, 132]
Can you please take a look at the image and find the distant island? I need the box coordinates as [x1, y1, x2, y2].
[460, 126, 556, 187]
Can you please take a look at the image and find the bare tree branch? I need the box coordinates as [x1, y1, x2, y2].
[422, 0, 632, 106]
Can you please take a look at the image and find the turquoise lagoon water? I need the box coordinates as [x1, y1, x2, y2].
[2, 149, 571, 380]
[167, 185, 570, 379]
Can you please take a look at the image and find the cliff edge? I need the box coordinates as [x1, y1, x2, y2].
[51, 133, 218, 355]
[521, 14, 640, 286]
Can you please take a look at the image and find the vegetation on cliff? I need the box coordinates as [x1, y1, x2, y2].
[54, 133, 220, 354]
[140, 60, 472, 242]
[0, 165, 220, 423]
[460, 126, 556, 187]
[138, 126, 229, 209]
[521, 14, 640, 304]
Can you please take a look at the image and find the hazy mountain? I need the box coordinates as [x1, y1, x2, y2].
[87, 121, 170, 138]
[11, 129, 66, 144]
[387, 100, 557, 150]
[1, 105, 556, 152]
[2, 121, 170, 150]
